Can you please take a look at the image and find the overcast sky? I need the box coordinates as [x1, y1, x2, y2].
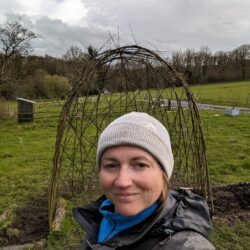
[0, 0, 249, 58]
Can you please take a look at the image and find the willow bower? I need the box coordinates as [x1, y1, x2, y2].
[48, 45, 212, 229]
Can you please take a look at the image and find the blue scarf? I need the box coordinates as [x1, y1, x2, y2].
[98, 199, 158, 243]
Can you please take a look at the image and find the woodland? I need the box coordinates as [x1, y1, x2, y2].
[1, 19, 250, 101]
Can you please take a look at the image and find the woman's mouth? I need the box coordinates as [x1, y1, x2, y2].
[114, 193, 138, 201]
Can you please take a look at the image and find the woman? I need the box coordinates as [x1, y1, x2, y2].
[73, 112, 215, 250]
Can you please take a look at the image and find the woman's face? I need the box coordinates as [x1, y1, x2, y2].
[99, 146, 165, 216]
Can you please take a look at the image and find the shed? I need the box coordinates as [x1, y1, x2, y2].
[17, 98, 36, 122]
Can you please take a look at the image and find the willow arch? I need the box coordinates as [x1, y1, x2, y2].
[48, 45, 212, 229]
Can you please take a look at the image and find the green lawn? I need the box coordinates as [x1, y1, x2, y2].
[201, 110, 250, 184]
[211, 219, 250, 250]
[0, 120, 56, 213]
[190, 81, 250, 108]
[0, 81, 249, 249]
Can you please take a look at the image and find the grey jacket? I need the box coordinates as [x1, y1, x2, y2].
[73, 189, 215, 250]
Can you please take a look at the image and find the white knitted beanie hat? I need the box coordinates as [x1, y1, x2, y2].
[96, 112, 174, 178]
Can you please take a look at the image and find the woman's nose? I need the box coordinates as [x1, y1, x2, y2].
[114, 167, 132, 188]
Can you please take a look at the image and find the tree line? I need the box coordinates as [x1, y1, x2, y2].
[0, 19, 95, 100]
[169, 45, 250, 84]
[0, 19, 250, 100]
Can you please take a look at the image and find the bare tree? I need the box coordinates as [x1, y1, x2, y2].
[182, 49, 204, 84]
[214, 51, 229, 80]
[63, 46, 86, 83]
[86, 44, 98, 60]
[0, 18, 37, 84]
[171, 50, 184, 72]
[233, 44, 250, 80]
[199, 47, 211, 78]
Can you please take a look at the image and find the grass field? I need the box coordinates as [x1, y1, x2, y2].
[201, 110, 250, 184]
[190, 81, 250, 108]
[0, 80, 250, 249]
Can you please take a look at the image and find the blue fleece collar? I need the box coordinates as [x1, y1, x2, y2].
[98, 199, 158, 243]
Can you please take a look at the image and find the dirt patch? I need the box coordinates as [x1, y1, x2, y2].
[2, 191, 49, 246]
[1, 183, 249, 246]
[211, 182, 250, 220]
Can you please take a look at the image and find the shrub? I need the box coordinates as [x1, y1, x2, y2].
[43, 74, 71, 99]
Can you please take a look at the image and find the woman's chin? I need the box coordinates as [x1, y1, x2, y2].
[115, 205, 142, 217]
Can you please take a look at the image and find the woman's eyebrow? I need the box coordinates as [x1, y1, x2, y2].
[131, 156, 150, 161]
[101, 157, 118, 162]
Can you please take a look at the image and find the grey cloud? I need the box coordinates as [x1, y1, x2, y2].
[83, 0, 250, 53]
[28, 16, 110, 56]
[1, 0, 250, 56]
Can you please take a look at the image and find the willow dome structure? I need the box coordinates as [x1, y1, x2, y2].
[48, 45, 212, 229]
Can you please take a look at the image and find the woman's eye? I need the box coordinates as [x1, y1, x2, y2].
[102, 163, 117, 169]
[134, 162, 147, 168]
